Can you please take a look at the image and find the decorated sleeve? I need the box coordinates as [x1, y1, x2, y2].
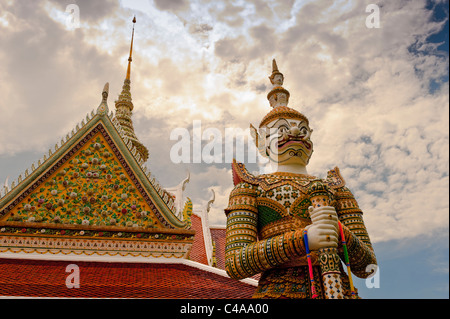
[334, 185, 377, 278]
[224, 182, 307, 280]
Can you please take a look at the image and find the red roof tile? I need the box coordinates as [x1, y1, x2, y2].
[210, 227, 226, 270]
[210, 227, 261, 281]
[189, 214, 209, 265]
[0, 258, 256, 298]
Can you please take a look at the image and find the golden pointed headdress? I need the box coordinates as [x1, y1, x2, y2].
[260, 59, 308, 127]
[268, 59, 283, 85]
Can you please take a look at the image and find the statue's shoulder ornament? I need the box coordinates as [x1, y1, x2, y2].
[231, 159, 259, 186]
[325, 166, 346, 189]
[231, 160, 318, 192]
[325, 166, 359, 204]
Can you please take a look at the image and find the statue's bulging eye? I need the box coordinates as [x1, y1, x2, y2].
[279, 126, 288, 134]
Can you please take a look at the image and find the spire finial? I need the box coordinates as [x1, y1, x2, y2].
[272, 59, 279, 73]
[126, 16, 136, 81]
[102, 82, 109, 101]
[96, 82, 109, 115]
[269, 58, 284, 86]
[113, 16, 149, 162]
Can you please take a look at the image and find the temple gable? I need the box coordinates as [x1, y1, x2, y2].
[0, 103, 194, 258]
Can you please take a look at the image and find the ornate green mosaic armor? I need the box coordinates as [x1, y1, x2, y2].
[225, 161, 377, 299]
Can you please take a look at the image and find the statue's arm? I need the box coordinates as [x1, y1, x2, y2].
[340, 222, 377, 278]
[224, 183, 306, 280]
[335, 186, 377, 278]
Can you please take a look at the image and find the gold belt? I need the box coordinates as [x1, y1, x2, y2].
[276, 253, 319, 268]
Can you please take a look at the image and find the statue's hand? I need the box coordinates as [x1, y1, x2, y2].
[305, 206, 339, 250]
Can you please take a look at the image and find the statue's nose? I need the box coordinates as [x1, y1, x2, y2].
[289, 126, 300, 136]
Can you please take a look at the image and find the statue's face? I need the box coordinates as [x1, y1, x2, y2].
[262, 117, 313, 166]
[272, 74, 283, 86]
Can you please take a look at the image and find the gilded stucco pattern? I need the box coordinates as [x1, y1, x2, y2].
[2, 132, 162, 230]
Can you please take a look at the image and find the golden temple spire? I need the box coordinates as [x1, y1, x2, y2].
[126, 16, 136, 81]
[113, 16, 149, 162]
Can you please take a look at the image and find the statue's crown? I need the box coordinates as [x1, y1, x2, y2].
[260, 59, 309, 127]
[259, 106, 309, 128]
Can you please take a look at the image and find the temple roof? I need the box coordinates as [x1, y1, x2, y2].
[189, 214, 209, 265]
[0, 105, 187, 227]
[0, 257, 256, 298]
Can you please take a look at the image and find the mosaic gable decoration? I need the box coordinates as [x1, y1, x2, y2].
[2, 128, 162, 229]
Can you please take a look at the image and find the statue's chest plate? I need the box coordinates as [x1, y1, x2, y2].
[256, 174, 316, 223]
[262, 183, 307, 210]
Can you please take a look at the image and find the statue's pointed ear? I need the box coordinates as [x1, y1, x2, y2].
[250, 124, 268, 158]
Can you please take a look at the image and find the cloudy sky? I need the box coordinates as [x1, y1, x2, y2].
[0, 0, 448, 298]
